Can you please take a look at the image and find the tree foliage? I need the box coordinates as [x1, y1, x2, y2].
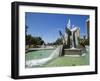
[26, 34, 44, 47]
[53, 38, 63, 45]
[78, 38, 89, 46]
[25, 25, 28, 35]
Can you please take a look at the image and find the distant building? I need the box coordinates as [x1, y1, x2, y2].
[86, 19, 90, 39]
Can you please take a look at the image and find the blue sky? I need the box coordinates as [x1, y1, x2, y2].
[25, 12, 89, 43]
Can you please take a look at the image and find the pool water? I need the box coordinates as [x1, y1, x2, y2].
[25, 49, 55, 61]
[44, 47, 90, 67]
[44, 52, 89, 67]
[25, 46, 89, 67]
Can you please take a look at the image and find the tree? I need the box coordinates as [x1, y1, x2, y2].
[26, 34, 44, 48]
[33, 37, 44, 45]
[26, 34, 33, 47]
[53, 38, 63, 45]
[78, 38, 89, 48]
[25, 25, 28, 35]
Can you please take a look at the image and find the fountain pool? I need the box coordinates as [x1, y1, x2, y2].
[26, 49, 55, 60]
[25, 46, 63, 68]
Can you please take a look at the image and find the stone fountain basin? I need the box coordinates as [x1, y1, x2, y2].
[64, 48, 82, 56]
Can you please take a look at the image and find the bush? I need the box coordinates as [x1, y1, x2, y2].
[79, 38, 89, 47]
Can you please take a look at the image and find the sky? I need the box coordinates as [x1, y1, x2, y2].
[25, 12, 89, 43]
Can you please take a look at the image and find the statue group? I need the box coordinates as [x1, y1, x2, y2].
[59, 19, 80, 49]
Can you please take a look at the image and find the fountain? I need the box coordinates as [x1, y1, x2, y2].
[59, 19, 82, 56]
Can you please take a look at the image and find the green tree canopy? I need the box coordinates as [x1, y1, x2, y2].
[53, 38, 63, 45]
[26, 34, 44, 46]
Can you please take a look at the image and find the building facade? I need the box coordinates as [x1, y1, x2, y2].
[86, 19, 90, 39]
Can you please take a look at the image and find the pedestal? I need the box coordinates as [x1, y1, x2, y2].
[64, 48, 82, 56]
